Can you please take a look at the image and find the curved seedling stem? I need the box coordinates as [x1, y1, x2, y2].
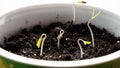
[57, 29, 64, 49]
[36, 33, 47, 56]
[40, 33, 47, 56]
[77, 38, 85, 58]
[87, 9, 101, 47]
[77, 38, 91, 58]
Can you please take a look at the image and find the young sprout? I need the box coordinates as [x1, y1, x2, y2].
[77, 38, 91, 58]
[57, 29, 64, 49]
[36, 33, 47, 56]
[87, 9, 101, 47]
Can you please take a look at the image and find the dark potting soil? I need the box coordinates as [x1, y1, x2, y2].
[1, 22, 120, 61]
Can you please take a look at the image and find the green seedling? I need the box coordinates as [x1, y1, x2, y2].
[36, 33, 47, 56]
[87, 9, 101, 47]
[57, 29, 64, 49]
[77, 38, 91, 58]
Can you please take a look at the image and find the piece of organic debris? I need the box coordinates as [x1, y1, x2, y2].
[87, 9, 101, 47]
[36, 33, 47, 56]
[77, 38, 91, 58]
[57, 29, 65, 49]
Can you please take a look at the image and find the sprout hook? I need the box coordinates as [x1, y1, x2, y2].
[36, 33, 47, 56]
[77, 38, 91, 58]
[57, 29, 64, 49]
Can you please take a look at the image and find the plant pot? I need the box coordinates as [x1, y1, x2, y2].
[0, 4, 120, 68]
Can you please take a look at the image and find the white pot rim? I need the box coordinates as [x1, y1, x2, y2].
[0, 3, 120, 67]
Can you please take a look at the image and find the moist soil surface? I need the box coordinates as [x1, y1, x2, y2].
[1, 22, 120, 61]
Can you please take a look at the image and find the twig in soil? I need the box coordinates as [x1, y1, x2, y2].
[77, 38, 91, 58]
[57, 29, 64, 49]
[36, 33, 47, 56]
[87, 8, 101, 47]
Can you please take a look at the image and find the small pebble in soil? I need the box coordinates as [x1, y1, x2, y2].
[117, 41, 120, 43]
